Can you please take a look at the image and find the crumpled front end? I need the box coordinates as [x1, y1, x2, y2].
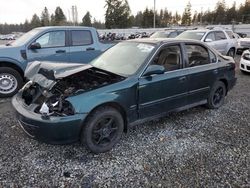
[12, 61, 125, 143]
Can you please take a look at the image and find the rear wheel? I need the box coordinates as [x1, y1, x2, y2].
[0, 67, 23, 97]
[207, 81, 226, 109]
[81, 106, 124, 153]
[227, 48, 235, 58]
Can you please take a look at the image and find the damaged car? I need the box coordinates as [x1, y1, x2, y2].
[12, 39, 237, 153]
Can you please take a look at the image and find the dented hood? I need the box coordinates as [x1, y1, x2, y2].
[25, 61, 92, 89]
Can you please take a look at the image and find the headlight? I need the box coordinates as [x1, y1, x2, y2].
[243, 53, 250, 60]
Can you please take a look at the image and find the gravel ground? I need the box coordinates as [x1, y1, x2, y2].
[0, 58, 249, 187]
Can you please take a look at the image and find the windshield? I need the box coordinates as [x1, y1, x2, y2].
[11, 29, 41, 46]
[91, 42, 155, 76]
[177, 31, 205, 40]
[151, 31, 170, 38]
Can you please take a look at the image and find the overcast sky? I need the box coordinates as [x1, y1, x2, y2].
[0, 0, 245, 24]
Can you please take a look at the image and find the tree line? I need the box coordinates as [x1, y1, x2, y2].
[1, 0, 250, 34]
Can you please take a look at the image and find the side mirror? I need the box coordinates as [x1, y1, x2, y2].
[29, 42, 41, 50]
[143, 65, 165, 77]
[205, 38, 213, 42]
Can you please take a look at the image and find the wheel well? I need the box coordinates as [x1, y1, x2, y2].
[84, 102, 128, 133]
[228, 47, 235, 53]
[0, 62, 24, 79]
[219, 79, 228, 94]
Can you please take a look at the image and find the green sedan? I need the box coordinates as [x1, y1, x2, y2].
[12, 39, 237, 153]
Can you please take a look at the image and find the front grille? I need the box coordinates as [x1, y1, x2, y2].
[247, 66, 250, 71]
[18, 120, 38, 138]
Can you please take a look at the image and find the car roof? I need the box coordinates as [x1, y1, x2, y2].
[127, 38, 206, 45]
[34, 26, 94, 30]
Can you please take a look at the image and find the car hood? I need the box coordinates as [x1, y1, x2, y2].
[25, 61, 92, 89]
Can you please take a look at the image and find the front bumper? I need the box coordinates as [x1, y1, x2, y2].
[12, 93, 87, 144]
[240, 58, 250, 73]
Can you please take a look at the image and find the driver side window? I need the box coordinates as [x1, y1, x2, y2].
[36, 31, 65, 48]
[153, 45, 181, 72]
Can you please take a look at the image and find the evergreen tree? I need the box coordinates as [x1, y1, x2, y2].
[214, 0, 226, 24]
[54, 7, 66, 25]
[30, 14, 41, 28]
[82, 11, 92, 26]
[134, 11, 143, 27]
[41, 7, 50, 26]
[181, 2, 192, 26]
[105, 0, 132, 29]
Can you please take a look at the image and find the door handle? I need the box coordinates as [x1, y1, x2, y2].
[55, 50, 66, 53]
[179, 76, 187, 82]
[86, 47, 95, 51]
[213, 69, 218, 74]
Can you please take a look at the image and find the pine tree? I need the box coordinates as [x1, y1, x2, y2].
[54, 7, 66, 25]
[82, 11, 92, 26]
[30, 14, 41, 28]
[181, 2, 192, 26]
[41, 7, 50, 26]
[105, 0, 132, 29]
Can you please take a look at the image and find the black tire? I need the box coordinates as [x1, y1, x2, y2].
[81, 106, 124, 153]
[0, 67, 23, 98]
[227, 48, 235, 58]
[207, 81, 226, 109]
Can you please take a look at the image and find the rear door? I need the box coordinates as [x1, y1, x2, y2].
[138, 44, 189, 119]
[184, 43, 218, 104]
[26, 30, 70, 62]
[68, 30, 102, 64]
[214, 31, 228, 54]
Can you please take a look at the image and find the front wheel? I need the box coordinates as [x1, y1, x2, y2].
[0, 67, 23, 98]
[81, 106, 124, 153]
[207, 81, 226, 109]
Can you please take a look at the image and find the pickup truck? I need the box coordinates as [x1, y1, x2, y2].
[0, 26, 114, 97]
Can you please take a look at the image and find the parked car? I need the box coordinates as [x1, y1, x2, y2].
[235, 33, 250, 54]
[176, 29, 238, 57]
[12, 38, 237, 153]
[239, 49, 250, 73]
[150, 30, 185, 38]
[0, 26, 114, 97]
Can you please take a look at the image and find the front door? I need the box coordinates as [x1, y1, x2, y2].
[138, 44, 189, 119]
[26, 30, 70, 62]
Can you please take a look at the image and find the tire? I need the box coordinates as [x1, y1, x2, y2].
[227, 48, 235, 58]
[207, 81, 226, 109]
[0, 67, 23, 98]
[81, 106, 124, 153]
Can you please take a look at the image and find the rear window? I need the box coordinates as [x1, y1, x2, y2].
[177, 31, 205, 40]
[71, 30, 93, 46]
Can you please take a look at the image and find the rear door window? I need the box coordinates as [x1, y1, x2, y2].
[205, 32, 216, 41]
[185, 44, 210, 67]
[225, 31, 235, 39]
[215, 31, 227, 40]
[71, 30, 93, 46]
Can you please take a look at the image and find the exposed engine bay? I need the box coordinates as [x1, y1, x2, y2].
[21, 67, 124, 117]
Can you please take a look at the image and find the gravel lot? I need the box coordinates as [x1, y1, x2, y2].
[0, 40, 249, 187]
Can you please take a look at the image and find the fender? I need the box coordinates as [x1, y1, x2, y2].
[67, 92, 127, 114]
[0, 57, 26, 71]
